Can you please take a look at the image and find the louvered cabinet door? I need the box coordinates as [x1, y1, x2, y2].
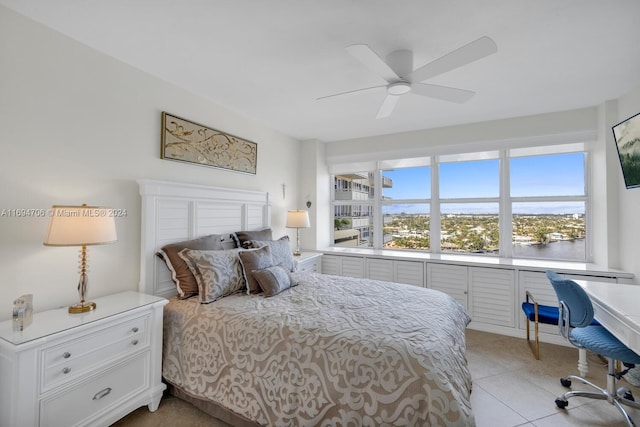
[321, 255, 341, 276]
[366, 258, 394, 282]
[427, 263, 468, 311]
[394, 260, 425, 287]
[367, 259, 425, 287]
[469, 267, 515, 327]
[341, 257, 365, 278]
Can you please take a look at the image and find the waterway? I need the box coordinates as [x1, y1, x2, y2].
[513, 239, 585, 261]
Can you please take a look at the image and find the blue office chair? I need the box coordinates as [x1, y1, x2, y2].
[522, 290, 599, 360]
[546, 270, 640, 427]
[522, 291, 562, 359]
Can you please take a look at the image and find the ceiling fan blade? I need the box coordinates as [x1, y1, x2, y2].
[376, 94, 401, 119]
[346, 44, 399, 83]
[316, 85, 386, 100]
[411, 83, 475, 103]
[409, 36, 497, 83]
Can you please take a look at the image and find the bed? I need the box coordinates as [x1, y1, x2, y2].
[138, 179, 475, 426]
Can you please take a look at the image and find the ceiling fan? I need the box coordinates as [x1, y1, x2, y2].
[318, 36, 497, 119]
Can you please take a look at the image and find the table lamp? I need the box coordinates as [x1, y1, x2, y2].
[43, 204, 117, 313]
[285, 210, 310, 256]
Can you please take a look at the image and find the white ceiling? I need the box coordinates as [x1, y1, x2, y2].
[2, 0, 640, 142]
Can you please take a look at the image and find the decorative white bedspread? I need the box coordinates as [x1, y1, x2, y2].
[162, 272, 474, 426]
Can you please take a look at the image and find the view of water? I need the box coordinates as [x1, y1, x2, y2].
[513, 239, 585, 261]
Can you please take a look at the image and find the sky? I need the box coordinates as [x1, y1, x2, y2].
[381, 152, 586, 215]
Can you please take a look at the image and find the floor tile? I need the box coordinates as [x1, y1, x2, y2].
[471, 382, 528, 427]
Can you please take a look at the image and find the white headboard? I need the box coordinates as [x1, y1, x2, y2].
[138, 179, 271, 298]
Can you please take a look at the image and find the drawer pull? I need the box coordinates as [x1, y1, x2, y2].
[131, 339, 139, 346]
[92, 387, 112, 401]
[131, 327, 139, 333]
[62, 367, 71, 374]
[63, 352, 71, 359]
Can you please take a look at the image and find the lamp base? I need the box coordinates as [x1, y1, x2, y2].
[68, 301, 96, 314]
[293, 251, 302, 256]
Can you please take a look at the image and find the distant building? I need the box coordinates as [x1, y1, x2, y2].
[334, 173, 392, 247]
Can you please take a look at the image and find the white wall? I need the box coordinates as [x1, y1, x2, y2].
[615, 85, 640, 283]
[325, 107, 598, 161]
[0, 6, 300, 319]
[298, 140, 330, 250]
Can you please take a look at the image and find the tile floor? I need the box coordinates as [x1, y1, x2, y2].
[114, 329, 640, 426]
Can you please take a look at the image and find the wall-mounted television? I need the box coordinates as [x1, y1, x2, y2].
[613, 111, 640, 189]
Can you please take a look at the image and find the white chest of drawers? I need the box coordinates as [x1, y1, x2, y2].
[294, 252, 323, 273]
[0, 291, 167, 427]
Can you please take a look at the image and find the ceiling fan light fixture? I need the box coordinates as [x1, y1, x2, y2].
[387, 81, 411, 95]
[320, 36, 497, 118]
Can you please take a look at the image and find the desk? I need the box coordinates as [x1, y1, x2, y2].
[578, 280, 640, 355]
[571, 280, 640, 377]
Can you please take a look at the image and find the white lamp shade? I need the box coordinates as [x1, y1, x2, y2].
[43, 205, 118, 246]
[286, 210, 310, 228]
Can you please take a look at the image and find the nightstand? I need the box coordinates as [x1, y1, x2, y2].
[294, 251, 323, 273]
[0, 291, 167, 427]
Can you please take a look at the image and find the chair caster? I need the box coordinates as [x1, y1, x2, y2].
[555, 397, 569, 409]
[616, 387, 635, 401]
[560, 378, 572, 387]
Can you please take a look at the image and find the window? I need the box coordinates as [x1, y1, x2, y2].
[383, 204, 430, 250]
[441, 203, 499, 254]
[381, 165, 431, 251]
[440, 159, 499, 198]
[439, 157, 500, 254]
[510, 152, 587, 261]
[330, 144, 589, 262]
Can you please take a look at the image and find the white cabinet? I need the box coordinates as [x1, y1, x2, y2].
[326, 256, 424, 286]
[367, 258, 424, 287]
[366, 258, 394, 282]
[319, 251, 633, 341]
[0, 291, 167, 427]
[394, 260, 424, 287]
[469, 267, 515, 328]
[427, 263, 469, 310]
[322, 255, 364, 278]
[427, 264, 516, 326]
[294, 252, 323, 273]
[321, 254, 341, 275]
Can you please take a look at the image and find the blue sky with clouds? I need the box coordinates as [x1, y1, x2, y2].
[381, 152, 585, 215]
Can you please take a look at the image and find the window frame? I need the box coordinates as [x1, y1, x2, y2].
[329, 143, 590, 262]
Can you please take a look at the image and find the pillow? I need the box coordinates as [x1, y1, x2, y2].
[231, 228, 272, 249]
[247, 236, 294, 272]
[178, 248, 245, 303]
[251, 265, 297, 297]
[238, 246, 274, 294]
[157, 234, 225, 298]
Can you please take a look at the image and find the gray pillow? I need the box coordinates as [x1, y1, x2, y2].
[231, 228, 272, 249]
[247, 236, 294, 272]
[157, 234, 225, 298]
[251, 265, 297, 297]
[238, 246, 274, 294]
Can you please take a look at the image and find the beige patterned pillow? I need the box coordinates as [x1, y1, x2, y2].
[238, 246, 274, 294]
[157, 234, 225, 298]
[179, 248, 245, 303]
[251, 265, 296, 297]
[247, 236, 294, 272]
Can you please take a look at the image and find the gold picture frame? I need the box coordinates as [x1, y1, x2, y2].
[161, 112, 257, 175]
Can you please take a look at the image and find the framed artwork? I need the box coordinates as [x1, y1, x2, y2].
[161, 112, 257, 175]
[612, 111, 640, 189]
